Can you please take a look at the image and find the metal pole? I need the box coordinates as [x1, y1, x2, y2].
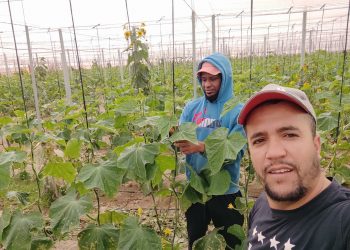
[212, 15, 216, 53]
[192, 11, 197, 99]
[25, 25, 41, 123]
[300, 11, 307, 85]
[59, 29, 72, 105]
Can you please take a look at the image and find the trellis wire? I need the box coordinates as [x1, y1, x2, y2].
[68, 0, 89, 129]
[7, 0, 29, 128]
[249, 0, 253, 84]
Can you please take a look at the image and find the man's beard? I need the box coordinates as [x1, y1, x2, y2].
[261, 154, 321, 202]
[205, 92, 219, 102]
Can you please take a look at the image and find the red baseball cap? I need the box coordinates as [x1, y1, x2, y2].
[238, 84, 316, 125]
[197, 62, 221, 76]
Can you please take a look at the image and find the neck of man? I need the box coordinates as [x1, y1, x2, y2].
[267, 174, 331, 210]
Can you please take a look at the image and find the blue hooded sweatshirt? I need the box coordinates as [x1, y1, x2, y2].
[179, 52, 244, 194]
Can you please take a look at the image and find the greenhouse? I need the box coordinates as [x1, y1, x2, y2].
[0, 0, 349, 249]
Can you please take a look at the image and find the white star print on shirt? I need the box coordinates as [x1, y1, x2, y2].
[270, 236, 280, 249]
[253, 226, 257, 236]
[257, 231, 266, 244]
[284, 238, 295, 250]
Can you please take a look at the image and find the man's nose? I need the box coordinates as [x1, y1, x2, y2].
[265, 138, 287, 160]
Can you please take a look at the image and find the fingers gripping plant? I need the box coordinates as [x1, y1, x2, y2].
[124, 23, 151, 95]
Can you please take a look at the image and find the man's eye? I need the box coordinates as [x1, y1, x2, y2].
[284, 133, 298, 138]
[252, 138, 264, 145]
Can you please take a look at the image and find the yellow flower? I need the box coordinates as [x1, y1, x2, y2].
[137, 30, 143, 37]
[163, 227, 172, 236]
[228, 203, 234, 209]
[124, 30, 131, 40]
[137, 207, 143, 217]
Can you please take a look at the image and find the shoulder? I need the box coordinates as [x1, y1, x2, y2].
[250, 193, 268, 216]
[184, 97, 205, 109]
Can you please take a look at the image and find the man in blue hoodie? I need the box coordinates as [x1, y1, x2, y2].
[175, 53, 244, 249]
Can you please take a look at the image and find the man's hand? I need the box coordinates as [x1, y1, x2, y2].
[174, 140, 205, 155]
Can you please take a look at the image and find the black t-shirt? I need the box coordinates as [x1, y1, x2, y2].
[248, 180, 350, 250]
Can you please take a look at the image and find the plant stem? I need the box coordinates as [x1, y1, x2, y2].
[94, 188, 101, 226]
[30, 139, 42, 213]
[150, 188, 162, 233]
[243, 157, 252, 235]
[171, 146, 179, 248]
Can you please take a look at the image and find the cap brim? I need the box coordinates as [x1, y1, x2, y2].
[238, 91, 310, 125]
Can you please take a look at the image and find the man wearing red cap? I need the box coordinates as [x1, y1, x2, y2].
[175, 53, 245, 249]
[238, 84, 350, 249]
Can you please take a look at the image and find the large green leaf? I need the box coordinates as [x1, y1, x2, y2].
[188, 166, 208, 194]
[156, 116, 178, 141]
[0, 116, 12, 127]
[0, 209, 11, 241]
[0, 150, 27, 165]
[0, 151, 27, 189]
[118, 217, 162, 250]
[99, 210, 128, 225]
[207, 169, 231, 195]
[317, 112, 338, 131]
[114, 137, 144, 156]
[30, 237, 53, 250]
[155, 154, 176, 172]
[78, 224, 120, 250]
[2, 211, 43, 250]
[77, 158, 125, 197]
[193, 228, 226, 250]
[0, 162, 11, 189]
[168, 122, 197, 144]
[92, 119, 119, 134]
[41, 162, 76, 183]
[117, 143, 160, 181]
[49, 190, 93, 234]
[221, 97, 241, 117]
[64, 138, 82, 159]
[228, 224, 246, 241]
[205, 129, 246, 175]
[181, 184, 203, 211]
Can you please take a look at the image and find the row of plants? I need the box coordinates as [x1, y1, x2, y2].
[0, 25, 349, 249]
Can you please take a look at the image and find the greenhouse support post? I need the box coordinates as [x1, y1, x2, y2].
[192, 10, 197, 99]
[212, 15, 216, 53]
[118, 49, 124, 82]
[25, 25, 42, 123]
[59, 29, 72, 106]
[300, 11, 307, 85]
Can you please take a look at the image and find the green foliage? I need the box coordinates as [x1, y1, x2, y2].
[168, 122, 198, 144]
[99, 211, 128, 225]
[205, 129, 246, 175]
[41, 162, 76, 184]
[1, 211, 43, 250]
[64, 138, 82, 159]
[49, 190, 93, 235]
[77, 158, 126, 197]
[0, 50, 349, 249]
[0, 151, 27, 189]
[117, 143, 160, 181]
[118, 216, 162, 250]
[78, 224, 120, 250]
[125, 24, 151, 94]
[193, 228, 226, 250]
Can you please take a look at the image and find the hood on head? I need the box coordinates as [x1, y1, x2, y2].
[197, 52, 233, 103]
